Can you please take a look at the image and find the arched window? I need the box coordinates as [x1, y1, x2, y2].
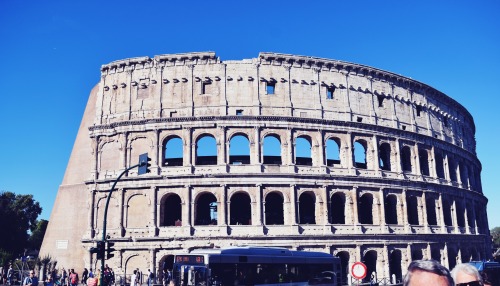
[401, 146, 412, 172]
[407, 196, 419, 225]
[326, 138, 341, 166]
[466, 203, 475, 229]
[263, 135, 282, 164]
[363, 250, 378, 283]
[331, 192, 346, 224]
[164, 136, 183, 166]
[196, 135, 217, 165]
[195, 193, 217, 225]
[160, 194, 182, 226]
[379, 143, 392, 171]
[460, 163, 469, 188]
[295, 136, 312, 166]
[456, 202, 465, 228]
[448, 248, 457, 270]
[385, 195, 398, 225]
[298, 192, 316, 224]
[229, 134, 250, 165]
[426, 197, 437, 226]
[358, 193, 373, 224]
[389, 250, 403, 283]
[419, 149, 430, 176]
[431, 247, 441, 263]
[354, 140, 367, 169]
[230, 192, 251, 225]
[435, 152, 445, 179]
[448, 157, 457, 182]
[336, 251, 350, 285]
[265, 192, 284, 225]
[443, 200, 453, 226]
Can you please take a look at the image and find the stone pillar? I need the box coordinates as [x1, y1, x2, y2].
[430, 146, 437, 178]
[218, 126, 227, 165]
[422, 192, 429, 232]
[352, 186, 359, 226]
[402, 189, 409, 233]
[321, 185, 329, 225]
[379, 188, 387, 232]
[443, 243, 449, 269]
[346, 132, 354, 171]
[394, 139, 402, 174]
[451, 198, 459, 234]
[150, 249, 156, 276]
[471, 201, 478, 234]
[383, 244, 390, 280]
[317, 130, 325, 166]
[372, 135, 380, 173]
[183, 127, 192, 167]
[290, 185, 297, 225]
[183, 185, 192, 227]
[444, 154, 450, 181]
[220, 185, 227, 226]
[119, 188, 125, 237]
[255, 185, 263, 225]
[150, 186, 157, 236]
[252, 127, 261, 165]
[89, 190, 96, 238]
[153, 130, 160, 175]
[287, 128, 294, 166]
[405, 244, 412, 272]
[438, 193, 446, 233]
[414, 143, 422, 176]
[463, 199, 470, 234]
[426, 243, 432, 260]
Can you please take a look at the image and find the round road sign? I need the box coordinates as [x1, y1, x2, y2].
[351, 261, 367, 280]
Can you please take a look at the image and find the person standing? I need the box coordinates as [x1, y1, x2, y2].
[61, 269, 67, 286]
[147, 269, 153, 286]
[81, 269, 88, 285]
[69, 269, 78, 286]
[131, 270, 137, 286]
[23, 271, 39, 286]
[7, 265, 13, 286]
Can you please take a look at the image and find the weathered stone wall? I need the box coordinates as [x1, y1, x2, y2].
[41, 52, 488, 284]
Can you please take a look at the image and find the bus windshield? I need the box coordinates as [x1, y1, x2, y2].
[174, 265, 208, 286]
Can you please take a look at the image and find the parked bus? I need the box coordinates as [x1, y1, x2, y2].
[173, 246, 341, 286]
[468, 261, 500, 285]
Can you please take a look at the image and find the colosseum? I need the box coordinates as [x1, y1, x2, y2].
[40, 51, 491, 284]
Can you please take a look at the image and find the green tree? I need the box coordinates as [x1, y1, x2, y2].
[0, 191, 42, 261]
[28, 219, 48, 250]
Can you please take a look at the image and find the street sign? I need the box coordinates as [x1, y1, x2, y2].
[351, 261, 367, 280]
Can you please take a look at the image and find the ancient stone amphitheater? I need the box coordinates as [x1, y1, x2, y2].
[40, 52, 490, 284]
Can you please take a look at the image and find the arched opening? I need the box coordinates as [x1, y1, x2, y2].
[229, 134, 250, 165]
[196, 134, 217, 165]
[195, 193, 217, 225]
[426, 197, 437, 226]
[401, 146, 412, 172]
[456, 202, 465, 228]
[331, 192, 346, 224]
[379, 143, 392, 171]
[265, 192, 284, 225]
[412, 249, 424, 261]
[385, 195, 398, 225]
[354, 140, 367, 169]
[160, 194, 182, 226]
[466, 203, 475, 229]
[431, 247, 441, 263]
[163, 136, 183, 166]
[448, 248, 457, 270]
[443, 200, 453, 226]
[407, 196, 419, 225]
[298, 192, 316, 224]
[358, 194, 373, 224]
[419, 149, 430, 176]
[336, 251, 350, 285]
[229, 192, 251, 225]
[295, 136, 312, 166]
[448, 157, 457, 182]
[326, 138, 341, 166]
[389, 250, 403, 284]
[263, 135, 282, 164]
[158, 255, 175, 282]
[363, 250, 378, 283]
[435, 152, 445, 179]
[460, 163, 469, 188]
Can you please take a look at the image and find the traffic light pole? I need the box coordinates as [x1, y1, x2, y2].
[99, 162, 141, 286]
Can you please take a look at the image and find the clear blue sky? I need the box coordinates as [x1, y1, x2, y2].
[1, 1, 499, 228]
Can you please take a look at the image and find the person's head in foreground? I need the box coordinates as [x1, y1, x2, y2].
[450, 263, 483, 286]
[403, 260, 454, 286]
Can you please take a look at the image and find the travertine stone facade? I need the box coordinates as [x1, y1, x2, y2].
[40, 52, 490, 284]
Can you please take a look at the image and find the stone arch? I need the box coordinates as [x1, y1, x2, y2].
[264, 191, 284, 225]
[443, 199, 453, 226]
[127, 134, 154, 168]
[263, 133, 282, 164]
[95, 194, 120, 230]
[159, 193, 182, 226]
[195, 133, 217, 166]
[379, 142, 392, 171]
[229, 191, 252, 225]
[298, 191, 316, 224]
[98, 139, 121, 175]
[431, 246, 442, 263]
[419, 148, 430, 176]
[385, 194, 398, 225]
[295, 135, 312, 166]
[362, 250, 378, 283]
[158, 254, 175, 282]
[460, 162, 469, 188]
[389, 249, 403, 283]
[335, 251, 350, 285]
[426, 196, 438, 226]
[326, 137, 341, 166]
[407, 195, 419, 225]
[126, 193, 150, 228]
[435, 151, 446, 179]
[163, 135, 183, 166]
[124, 253, 148, 282]
[331, 192, 346, 224]
[456, 201, 465, 228]
[448, 247, 458, 270]
[354, 139, 368, 169]
[448, 156, 458, 182]
[401, 145, 412, 173]
[194, 192, 217, 225]
[229, 133, 250, 165]
[359, 193, 374, 224]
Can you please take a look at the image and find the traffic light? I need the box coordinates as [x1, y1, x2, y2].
[138, 153, 151, 175]
[89, 241, 105, 260]
[106, 240, 116, 259]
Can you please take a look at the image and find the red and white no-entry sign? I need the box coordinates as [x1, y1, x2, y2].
[351, 261, 367, 280]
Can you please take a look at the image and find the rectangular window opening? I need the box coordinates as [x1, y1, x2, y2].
[202, 81, 212, 94]
[236, 109, 243, 116]
[416, 105, 422, 117]
[326, 86, 335, 99]
[377, 95, 384, 107]
[170, 111, 177, 118]
[357, 117, 363, 123]
[266, 82, 275, 94]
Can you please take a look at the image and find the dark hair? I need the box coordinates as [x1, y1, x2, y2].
[403, 260, 454, 286]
